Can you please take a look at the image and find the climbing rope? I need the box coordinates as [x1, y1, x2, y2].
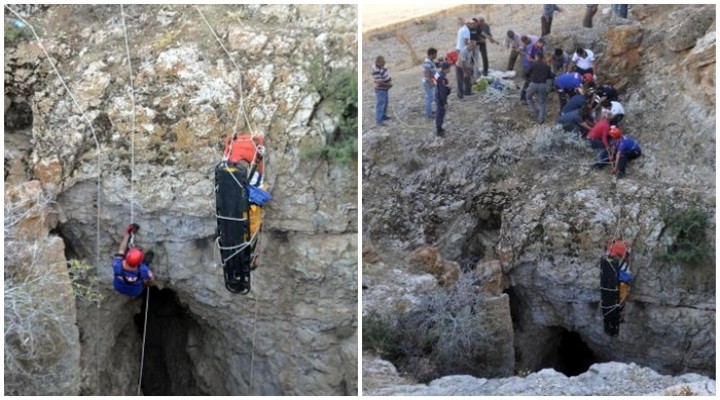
[249, 295, 258, 394]
[121, 5, 136, 224]
[119, 6, 148, 396]
[137, 288, 150, 396]
[4, 5, 104, 394]
[194, 5, 255, 136]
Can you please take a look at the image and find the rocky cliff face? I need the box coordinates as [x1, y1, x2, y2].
[362, 4, 714, 394]
[5, 4, 357, 395]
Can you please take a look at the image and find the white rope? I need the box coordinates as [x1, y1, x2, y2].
[194, 5, 255, 136]
[119, 7, 146, 396]
[121, 5, 136, 224]
[249, 295, 258, 394]
[4, 5, 104, 394]
[137, 288, 150, 396]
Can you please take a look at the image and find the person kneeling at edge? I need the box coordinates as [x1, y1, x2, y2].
[434, 62, 452, 137]
[113, 223, 155, 297]
[594, 126, 642, 179]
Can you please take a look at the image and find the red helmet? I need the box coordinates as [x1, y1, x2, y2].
[609, 125, 622, 139]
[125, 248, 144, 267]
[608, 240, 628, 258]
[582, 73, 594, 83]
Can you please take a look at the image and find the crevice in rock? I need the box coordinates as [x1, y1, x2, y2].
[134, 287, 205, 395]
[540, 328, 598, 377]
[458, 205, 503, 271]
[4, 101, 33, 131]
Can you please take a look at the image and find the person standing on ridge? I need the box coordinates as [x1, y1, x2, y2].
[505, 30, 524, 71]
[525, 54, 555, 124]
[541, 4, 562, 36]
[584, 4, 599, 28]
[372, 56, 392, 126]
[456, 40, 475, 99]
[422, 48, 438, 119]
[474, 16, 499, 76]
[434, 62, 452, 137]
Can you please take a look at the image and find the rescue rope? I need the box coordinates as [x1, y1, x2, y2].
[194, 5, 255, 136]
[249, 295, 258, 394]
[4, 5, 104, 394]
[120, 7, 148, 396]
[137, 287, 150, 396]
[121, 5, 136, 224]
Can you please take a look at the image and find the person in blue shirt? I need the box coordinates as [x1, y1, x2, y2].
[554, 71, 591, 111]
[561, 87, 591, 115]
[434, 62, 452, 137]
[113, 223, 155, 297]
[595, 127, 642, 178]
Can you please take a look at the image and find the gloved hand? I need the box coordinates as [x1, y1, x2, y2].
[126, 223, 140, 235]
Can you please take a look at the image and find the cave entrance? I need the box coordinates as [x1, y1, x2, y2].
[541, 328, 598, 377]
[134, 287, 202, 395]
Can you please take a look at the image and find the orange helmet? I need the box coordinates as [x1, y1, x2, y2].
[609, 125, 622, 139]
[583, 73, 594, 83]
[125, 248, 144, 267]
[608, 240, 628, 258]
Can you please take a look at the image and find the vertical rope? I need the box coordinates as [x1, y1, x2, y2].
[4, 5, 104, 394]
[249, 295, 259, 394]
[121, 5, 136, 224]
[194, 5, 256, 136]
[137, 288, 150, 396]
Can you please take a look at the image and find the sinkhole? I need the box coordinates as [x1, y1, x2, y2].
[540, 327, 598, 377]
[4, 101, 33, 131]
[134, 287, 204, 395]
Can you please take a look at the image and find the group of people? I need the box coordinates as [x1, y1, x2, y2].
[370, 4, 641, 177]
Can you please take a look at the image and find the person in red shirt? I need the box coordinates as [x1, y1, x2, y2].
[586, 117, 611, 150]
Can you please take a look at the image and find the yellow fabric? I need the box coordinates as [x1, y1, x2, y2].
[249, 205, 262, 237]
[619, 282, 630, 303]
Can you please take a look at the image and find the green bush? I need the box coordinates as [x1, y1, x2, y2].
[658, 205, 713, 266]
[307, 59, 357, 165]
[362, 311, 400, 359]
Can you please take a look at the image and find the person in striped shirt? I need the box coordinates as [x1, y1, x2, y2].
[372, 56, 392, 126]
[421, 48, 438, 119]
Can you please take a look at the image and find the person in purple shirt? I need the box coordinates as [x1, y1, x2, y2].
[519, 34, 539, 104]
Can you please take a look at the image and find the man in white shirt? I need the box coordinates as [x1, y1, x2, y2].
[456, 20, 471, 51]
[568, 47, 595, 75]
[601, 99, 625, 125]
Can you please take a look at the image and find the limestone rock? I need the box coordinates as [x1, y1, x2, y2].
[4, 4, 357, 396]
[665, 7, 715, 52]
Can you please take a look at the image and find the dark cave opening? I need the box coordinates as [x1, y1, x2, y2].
[541, 328, 598, 377]
[134, 287, 203, 395]
[4, 101, 33, 131]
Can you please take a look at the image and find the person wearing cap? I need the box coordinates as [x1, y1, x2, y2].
[568, 47, 595, 75]
[422, 48, 439, 119]
[597, 83, 620, 102]
[473, 16, 499, 77]
[596, 127, 641, 178]
[113, 223, 155, 297]
[505, 30, 523, 71]
[434, 62, 452, 137]
[601, 99, 625, 125]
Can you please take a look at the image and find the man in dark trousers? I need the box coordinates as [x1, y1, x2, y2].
[474, 16, 499, 76]
[584, 5, 599, 28]
[541, 4, 562, 36]
[525, 54, 555, 124]
[435, 62, 452, 137]
[455, 40, 475, 99]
